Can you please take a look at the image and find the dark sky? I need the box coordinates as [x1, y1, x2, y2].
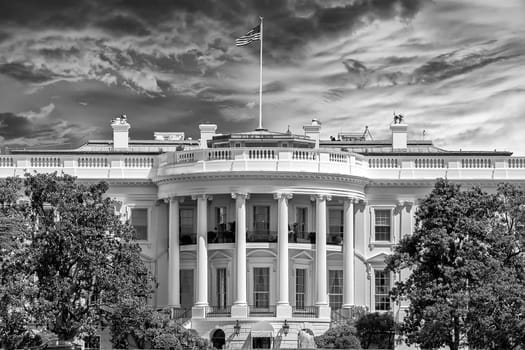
[0, 0, 524, 153]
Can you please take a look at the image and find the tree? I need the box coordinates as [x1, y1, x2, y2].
[355, 312, 394, 349]
[0, 173, 153, 345]
[314, 322, 361, 349]
[0, 178, 39, 349]
[386, 179, 525, 350]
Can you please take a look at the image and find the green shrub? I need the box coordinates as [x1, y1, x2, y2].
[315, 323, 361, 349]
[355, 312, 394, 349]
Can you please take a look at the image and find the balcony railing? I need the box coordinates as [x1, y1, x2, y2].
[327, 232, 343, 245]
[206, 305, 231, 317]
[180, 233, 196, 245]
[207, 231, 235, 244]
[249, 304, 276, 317]
[289, 231, 316, 244]
[292, 305, 317, 318]
[247, 230, 277, 243]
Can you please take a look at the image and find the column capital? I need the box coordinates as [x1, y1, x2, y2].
[273, 192, 293, 200]
[310, 194, 332, 202]
[164, 196, 185, 204]
[343, 197, 361, 204]
[231, 192, 250, 200]
[191, 194, 213, 201]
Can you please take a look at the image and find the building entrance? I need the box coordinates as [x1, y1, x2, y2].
[252, 337, 272, 349]
[211, 329, 225, 349]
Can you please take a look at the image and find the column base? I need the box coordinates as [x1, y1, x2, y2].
[192, 305, 207, 319]
[231, 304, 249, 318]
[316, 304, 331, 319]
[276, 303, 292, 318]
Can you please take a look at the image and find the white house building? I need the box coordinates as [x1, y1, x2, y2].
[2, 114, 525, 349]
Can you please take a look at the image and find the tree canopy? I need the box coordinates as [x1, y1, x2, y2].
[386, 179, 525, 350]
[0, 173, 153, 346]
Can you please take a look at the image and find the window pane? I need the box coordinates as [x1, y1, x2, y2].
[296, 269, 306, 308]
[329, 270, 343, 309]
[329, 209, 344, 233]
[374, 270, 391, 311]
[217, 268, 227, 308]
[375, 209, 391, 241]
[215, 207, 227, 233]
[253, 267, 270, 308]
[180, 209, 194, 234]
[131, 208, 148, 240]
[296, 208, 307, 232]
[254, 206, 270, 232]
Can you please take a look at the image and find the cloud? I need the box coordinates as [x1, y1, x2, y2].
[0, 104, 94, 148]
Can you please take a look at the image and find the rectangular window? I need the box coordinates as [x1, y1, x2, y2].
[180, 208, 195, 244]
[130, 208, 148, 240]
[296, 268, 306, 309]
[215, 207, 227, 233]
[375, 209, 391, 241]
[180, 209, 194, 234]
[217, 268, 227, 309]
[180, 269, 194, 308]
[253, 267, 270, 309]
[296, 207, 307, 233]
[253, 206, 270, 233]
[328, 270, 343, 309]
[374, 270, 391, 311]
[329, 209, 343, 234]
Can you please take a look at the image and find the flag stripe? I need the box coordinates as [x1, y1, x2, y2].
[235, 24, 261, 47]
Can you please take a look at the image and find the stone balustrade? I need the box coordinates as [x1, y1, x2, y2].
[1, 151, 525, 181]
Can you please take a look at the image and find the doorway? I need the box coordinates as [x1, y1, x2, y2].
[211, 329, 225, 349]
[252, 337, 272, 349]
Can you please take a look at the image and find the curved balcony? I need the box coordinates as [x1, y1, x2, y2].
[157, 147, 365, 178]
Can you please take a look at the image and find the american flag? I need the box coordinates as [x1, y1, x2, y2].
[235, 24, 261, 46]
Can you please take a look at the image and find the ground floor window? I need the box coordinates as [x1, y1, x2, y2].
[374, 269, 391, 311]
[217, 268, 227, 308]
[328, 269, 343, 309]
[296, 268, 306, 309]
[253, 267, 270, 308]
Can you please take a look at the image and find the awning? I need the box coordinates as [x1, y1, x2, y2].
[250, 321, 274, 338]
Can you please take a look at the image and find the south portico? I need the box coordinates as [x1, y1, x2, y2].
[156, 172, 367, 323]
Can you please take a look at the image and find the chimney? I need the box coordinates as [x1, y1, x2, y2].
[199, 123, 217, 149]
[390, 114, 408, 150]
[303, 119, 322, 148]
[111, 114, 131, 150]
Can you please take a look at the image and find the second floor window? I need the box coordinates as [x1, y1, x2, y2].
[295, 207, 307, 233]
[374, 209, 391, 241]
[329, 209, 344, 234]
[130, 208, 148, 240]
[253, 206, 270, 233]
[215, 207, 227, 233]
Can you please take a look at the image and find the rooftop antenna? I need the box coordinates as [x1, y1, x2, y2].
[422, 130, 426, 140]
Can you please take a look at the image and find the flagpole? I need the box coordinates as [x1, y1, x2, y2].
[258, 16, 263, 130]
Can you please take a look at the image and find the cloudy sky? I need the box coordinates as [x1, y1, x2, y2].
[0, 0, 524, 153]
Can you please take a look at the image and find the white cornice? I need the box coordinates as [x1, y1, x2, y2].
[154, 171, 370, 186]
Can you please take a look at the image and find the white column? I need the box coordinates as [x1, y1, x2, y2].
[275, 192, 293, 318]
[314, 194, 331, 318]
[168, 197, 182, 308]
[342, 198, 356, 310]
[192, 194, 211, 317]
[231, 192, 249, 318]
